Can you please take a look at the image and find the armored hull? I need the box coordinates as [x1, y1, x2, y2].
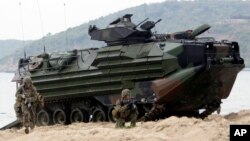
[12, 14, 244, 125]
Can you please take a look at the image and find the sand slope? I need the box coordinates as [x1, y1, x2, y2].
[1, 110, 250, 141]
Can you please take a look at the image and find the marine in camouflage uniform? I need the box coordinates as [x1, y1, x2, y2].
[141, 102, 165, 121]
[14, 76, 44, 134]
[112, 89, 139, 128]
[14, 77, 24, 121]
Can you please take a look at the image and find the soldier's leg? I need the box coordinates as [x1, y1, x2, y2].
[129, 112, 138, 127]
[14, 101, 22, 121]
[30, 106, 36, 129]
[22, 104, 30, 133]
[115, 118, 125, 128]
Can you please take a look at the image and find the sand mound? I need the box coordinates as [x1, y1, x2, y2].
[1, 110, 250, 141]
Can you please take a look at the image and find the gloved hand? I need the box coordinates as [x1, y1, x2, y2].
[17, 95, 22, 102]
[28, 103, 31, 108]
[25, 98, 31, 104]
[21, 94, 26, 99]
[25, 99, 28, 104]
[131, 104, 137, 110]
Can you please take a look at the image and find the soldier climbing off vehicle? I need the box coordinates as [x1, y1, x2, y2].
[14, 76, 44, 134]
[112, 89, 138, 128]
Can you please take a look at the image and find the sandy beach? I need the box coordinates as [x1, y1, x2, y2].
[1, 109, 250, 141]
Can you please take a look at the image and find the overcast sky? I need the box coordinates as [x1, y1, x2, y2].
[0, 0, 165, 40]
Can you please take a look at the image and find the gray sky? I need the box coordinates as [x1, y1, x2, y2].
[0, 0, 165, 40]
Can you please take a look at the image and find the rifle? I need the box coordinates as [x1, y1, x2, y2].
[20, 91, 37, 108]
[120, 98, 138, 111]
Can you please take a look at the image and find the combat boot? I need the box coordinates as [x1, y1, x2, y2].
[129, 112, 137, 127]
[24, 128, 29, 134]
[130, 121, 136, 127]
[115, 118, 125, 128]
[30, 122, 35, 130]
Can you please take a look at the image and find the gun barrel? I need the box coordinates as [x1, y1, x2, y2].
[154, 19, 162, 25]
[134, 18, 149, 29]
[191, 24, 211, 37]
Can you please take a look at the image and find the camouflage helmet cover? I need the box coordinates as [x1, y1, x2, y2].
[23, 76, 33, 85]
[121, 89, 131, 98]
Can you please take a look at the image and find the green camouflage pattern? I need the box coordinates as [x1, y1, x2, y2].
[14, 77, 40, 133]
[113, 92, 138, 128]
[11, 14, 244, 125]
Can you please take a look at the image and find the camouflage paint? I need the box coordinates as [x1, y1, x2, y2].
[10, 14, 244, 125]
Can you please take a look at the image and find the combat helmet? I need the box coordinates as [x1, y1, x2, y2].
[121, 89, 131, 98]
[23, 76, 33, 85]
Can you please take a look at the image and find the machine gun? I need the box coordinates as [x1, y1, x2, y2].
[139, 18, 162, 31]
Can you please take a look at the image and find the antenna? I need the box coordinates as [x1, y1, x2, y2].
[18, 2, 26, 59]
[143, 3, 147, 19]
[64, 2, 69, 49]
[36, 0, 46, 53]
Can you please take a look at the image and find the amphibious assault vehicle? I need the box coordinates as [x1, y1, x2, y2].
[11, 14, 244, 125]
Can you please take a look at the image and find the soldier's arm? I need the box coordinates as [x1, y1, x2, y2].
[29, 94, 38, 102]
[121, 104, 129, 111]
[33, 86, 45, 108]
[15, 86, 23, 97]
[33, 86, 38, 95]
[116, 99, 121, 105]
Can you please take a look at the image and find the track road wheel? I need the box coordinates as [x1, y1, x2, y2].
[92, 108, 106, 122]
[108, 107, 116, 123]
[70, 108, 85, 123]
[37, 109, 51, 126]
[53, 109, 66, 125]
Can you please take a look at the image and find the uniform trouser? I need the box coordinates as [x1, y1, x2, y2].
[21, 104, 36, 129]
[128, 112, 137, 127]
[115, 118, 125, 128]
[14, 102, 22, 121]
[115, 112, 138, 128]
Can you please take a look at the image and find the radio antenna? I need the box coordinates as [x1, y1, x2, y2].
[18, 2, 26, 59]
[64, 3, 69, 49]
[36, 0, 46, 53]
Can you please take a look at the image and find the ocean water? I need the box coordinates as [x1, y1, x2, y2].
[0, 69, 249, 127]
[221, 68, 250, 114]
[0, 73, 16, 128]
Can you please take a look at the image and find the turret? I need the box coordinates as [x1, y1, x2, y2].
[88, 14, 161, 46]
